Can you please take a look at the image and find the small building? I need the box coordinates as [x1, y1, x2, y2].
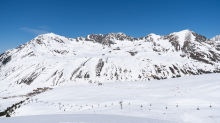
[44, 87, 49, 90]
[37, 88, 43, 90]
[33, 89, 38, 92]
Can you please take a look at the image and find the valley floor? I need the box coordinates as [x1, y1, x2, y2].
[1, 73, 220, 123]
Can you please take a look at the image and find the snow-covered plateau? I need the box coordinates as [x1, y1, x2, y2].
[0, 30, 220, 122]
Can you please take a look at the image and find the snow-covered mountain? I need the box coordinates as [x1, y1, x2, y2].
[1, 30, 220, 87]
[211, 35, 220, 41]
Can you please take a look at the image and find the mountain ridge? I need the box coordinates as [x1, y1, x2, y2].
[0, 30, 220, 87]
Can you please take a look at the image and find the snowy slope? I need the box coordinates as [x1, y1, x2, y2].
[1, 30, 220, 122]
[0, 73, 220, 123]
[0, 30, 220, 89]
[0, 114, 169, 123]
[211, 35, 220, 41]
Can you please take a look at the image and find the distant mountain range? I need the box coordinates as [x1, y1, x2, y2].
[0, 30, 220, 86]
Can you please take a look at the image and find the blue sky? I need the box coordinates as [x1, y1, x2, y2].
[0, 0, 220, 54]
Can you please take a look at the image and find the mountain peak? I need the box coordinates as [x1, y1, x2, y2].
[33, 33, 65, 42]
[40, 32, 58, 37]
[172, 29, 193, 35]
[211, 35, 220, 41]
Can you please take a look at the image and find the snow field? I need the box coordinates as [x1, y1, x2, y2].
[1, 73, 219, 123]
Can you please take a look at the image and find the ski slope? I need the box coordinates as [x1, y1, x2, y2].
[1, 73, 220, 123]
[1, 30, 220, 122]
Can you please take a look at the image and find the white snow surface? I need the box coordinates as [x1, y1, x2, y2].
[0, 114, 168, 123]
[0, 73, 220, 123]
[211, 35, 220, 42]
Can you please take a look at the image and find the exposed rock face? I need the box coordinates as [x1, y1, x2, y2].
[0, 30, 220, 86]
[81, 33, 139, 45]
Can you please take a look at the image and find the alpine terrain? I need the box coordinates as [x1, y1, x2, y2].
[0, 30, 220, 123]
[1, 30, 220, 85]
